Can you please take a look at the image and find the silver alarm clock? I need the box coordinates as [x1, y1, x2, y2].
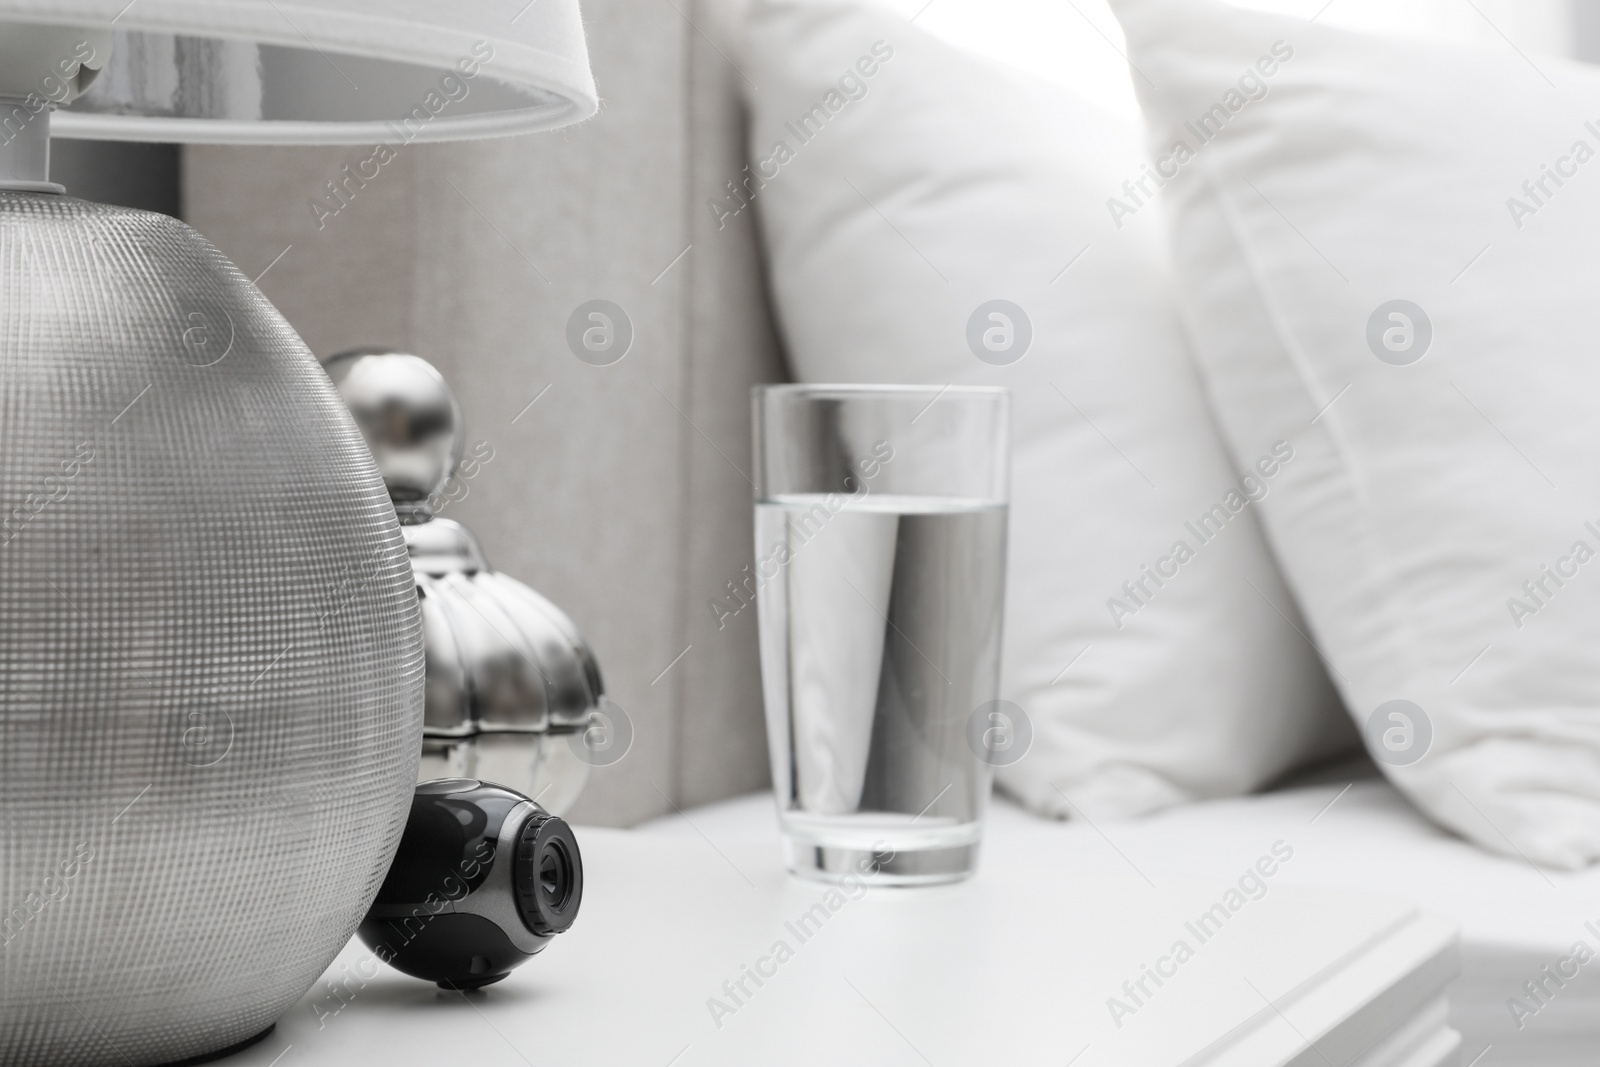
[323, 348, 605, 815]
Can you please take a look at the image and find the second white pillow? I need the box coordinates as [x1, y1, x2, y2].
[1112, 0, 1600, 867]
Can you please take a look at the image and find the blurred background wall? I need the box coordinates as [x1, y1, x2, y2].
[52, 0, 1591, 824]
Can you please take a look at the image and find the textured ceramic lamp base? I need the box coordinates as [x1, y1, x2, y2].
[0, 192, 424, 1067]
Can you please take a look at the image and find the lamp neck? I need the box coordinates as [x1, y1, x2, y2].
[0, 98, 64, 194]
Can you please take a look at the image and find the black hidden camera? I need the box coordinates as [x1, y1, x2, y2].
[358, 779, 583, 989]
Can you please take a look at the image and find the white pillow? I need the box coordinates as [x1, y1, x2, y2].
[739, 0, 1354, 820]
[1111, 0, 1600, 867]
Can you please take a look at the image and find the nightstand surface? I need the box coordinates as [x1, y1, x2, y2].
[220, 816, 1459, 1067]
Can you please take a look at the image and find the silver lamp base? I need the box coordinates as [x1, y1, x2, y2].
[0, 190, 424, 1067]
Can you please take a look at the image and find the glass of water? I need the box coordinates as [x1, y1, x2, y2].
[752, 385, 1010, 885]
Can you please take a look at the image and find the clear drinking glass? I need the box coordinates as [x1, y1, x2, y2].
[752, 385, 1010, 885]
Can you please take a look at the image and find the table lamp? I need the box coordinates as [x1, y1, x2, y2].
[0, 5, 596, 1066]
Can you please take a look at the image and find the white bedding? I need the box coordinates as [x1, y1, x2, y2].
[1110, 0, 1600, 873]
[639, 775, 1600, 1064]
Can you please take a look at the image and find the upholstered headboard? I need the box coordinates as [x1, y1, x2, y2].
[184, 0, 780, 827]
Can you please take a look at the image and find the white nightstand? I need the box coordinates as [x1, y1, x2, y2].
[220, 809, 1459, 1066]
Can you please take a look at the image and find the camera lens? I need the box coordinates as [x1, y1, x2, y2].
[513, 810, 583, 936]
[539, 839, 573, 910]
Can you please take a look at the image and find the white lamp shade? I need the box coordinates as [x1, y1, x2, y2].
[0, 0, 598, 142]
